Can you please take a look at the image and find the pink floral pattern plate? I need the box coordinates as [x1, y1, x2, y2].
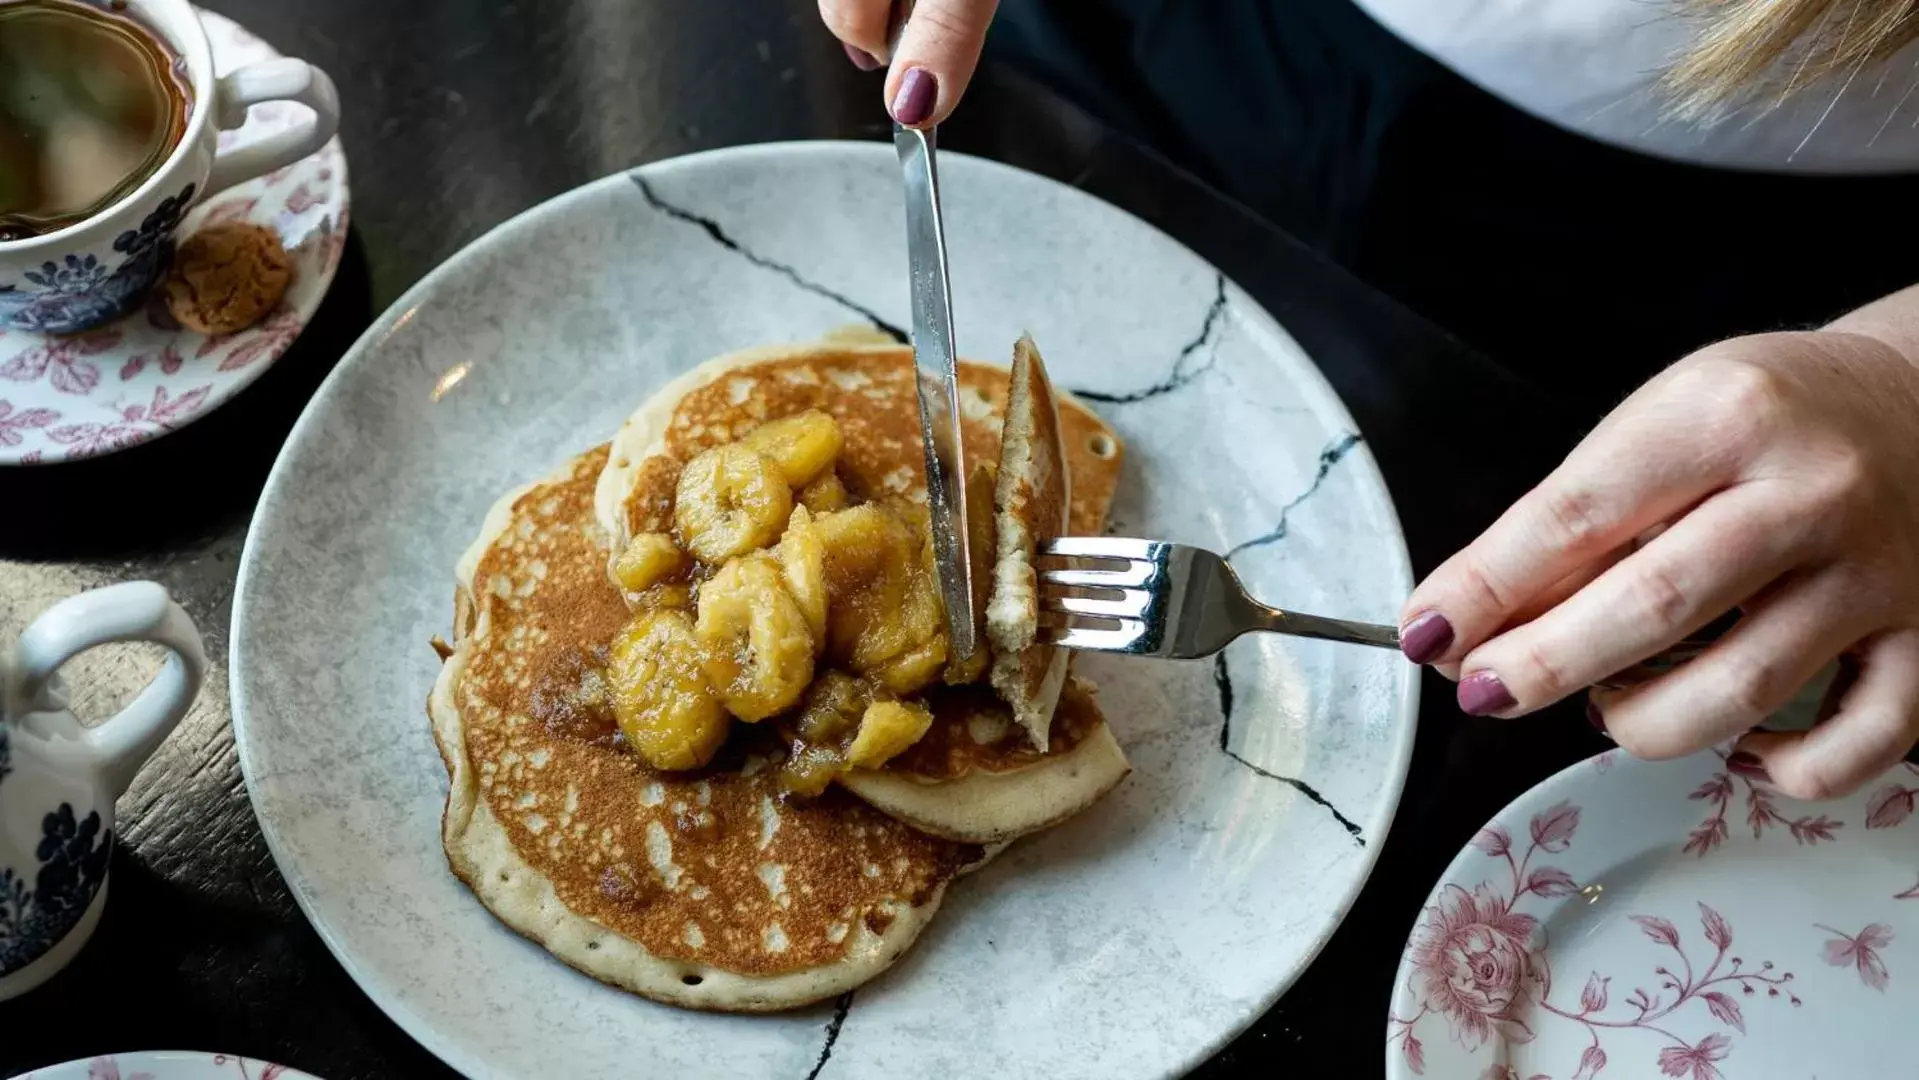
[7, 1051, 321, 1080]
[1387, 748, 1919, 1079]
[0, 9, 349, 466]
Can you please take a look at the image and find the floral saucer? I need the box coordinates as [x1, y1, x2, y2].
[1387, 747, 1919, 1079]
[0, 9, 349, 466]
[7, 1052, 321, 1080]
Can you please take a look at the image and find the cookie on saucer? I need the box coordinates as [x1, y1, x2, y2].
[164, 222, 292, 335]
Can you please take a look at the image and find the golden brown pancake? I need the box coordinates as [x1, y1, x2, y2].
[593, 341, 1133, 844]
[430, 447, 985, 1011]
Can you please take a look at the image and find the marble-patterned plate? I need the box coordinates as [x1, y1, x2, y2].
[1387, 748, 1919, 1079]
[0, 9, 349, 466]
[231, 142, 1417, 1079]
[9, 1051, 321, 1080]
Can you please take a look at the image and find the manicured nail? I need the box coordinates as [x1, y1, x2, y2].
[1458, 671, 1515, 716]
[1399, 611, 1454, 665]
[891, 67, 938, 126]
[1585, 698, 1608, 735]
[843, 42, 882, 71]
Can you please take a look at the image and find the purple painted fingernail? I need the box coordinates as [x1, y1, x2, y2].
[1399, 611, 1454, 665]
[891, 67, 938, 126]
[843, 42, 882, 71]
[1585, 698, 1608, 735]
[1458, 671, 1515, 717]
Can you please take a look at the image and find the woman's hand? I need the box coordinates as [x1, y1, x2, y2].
[818, 0, 998, 127]
[1400, 310, 1919, 801]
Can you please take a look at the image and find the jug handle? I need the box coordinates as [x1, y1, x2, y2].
[6, 582, 207, 797]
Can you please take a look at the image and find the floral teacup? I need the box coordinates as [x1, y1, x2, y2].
[0, 582, 206, 1000]
[0, 0, 339, 333]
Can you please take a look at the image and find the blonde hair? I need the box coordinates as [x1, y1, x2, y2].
[1667, 0, 1919, 117]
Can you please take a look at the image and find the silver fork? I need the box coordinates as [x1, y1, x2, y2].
[1036, 537, 1717, 686]
[1036, 538, 1399, 658]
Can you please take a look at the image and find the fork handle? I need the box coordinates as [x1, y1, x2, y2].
[1250, 605, 1403, 650]
[1247, 600, 1720, 690]
[1244, 593, 1727, 687]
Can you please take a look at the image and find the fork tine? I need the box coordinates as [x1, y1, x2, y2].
[1042, 591, 1154, 620]
[1036, 621, 1147, 652]
[1041, 537, 1162, 560]
[1038, 563, 1157, 589]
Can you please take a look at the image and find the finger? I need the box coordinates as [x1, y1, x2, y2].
[1401, 449, 1723, 667]
[1429, 552, 1627, 683]
[1503, 545, 1630, 630]
[884, 0, 998, 126]
[819, 0, 893, 64]
[1455, 485, 1811, 716]
[1587, 567, 1880, 758]
[1737, 629, 1919, 801]
[1402, 505, 1653, 665]
[1400, 363, 1766, 667]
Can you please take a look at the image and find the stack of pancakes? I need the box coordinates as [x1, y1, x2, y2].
[428, 334, 1129, 1012]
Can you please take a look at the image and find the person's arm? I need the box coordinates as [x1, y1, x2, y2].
[1828, 282, 1919, 361]
[1401, 287, 1919, 801]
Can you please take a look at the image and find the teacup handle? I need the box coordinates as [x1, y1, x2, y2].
[204, 58, 342, 199]
[5, 582, 207, 798]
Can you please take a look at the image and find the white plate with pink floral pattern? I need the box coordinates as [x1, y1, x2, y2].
[7, 1052, 322, 1080]
[1387, 747, 1919, 1080]
[0, 9, 349, 466]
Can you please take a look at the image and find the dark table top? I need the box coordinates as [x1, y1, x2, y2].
[0, 1, 1611, 1076]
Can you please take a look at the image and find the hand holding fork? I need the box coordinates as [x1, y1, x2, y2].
[1037, 537, 1711, 691]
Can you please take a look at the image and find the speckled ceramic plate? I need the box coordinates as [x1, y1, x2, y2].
[1387, 748, 1919, 1079]
[231, 142, 1417, 1080]
[8, 1051, 321, 1080]
[0, 9, 348, 466]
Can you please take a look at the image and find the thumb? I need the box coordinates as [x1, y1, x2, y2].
[885, 0, 998, 127]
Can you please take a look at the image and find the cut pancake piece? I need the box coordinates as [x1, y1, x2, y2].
[589, 338, 1130, 846]
[987, 335, 1071, 751]
[431, 447, 985, 1012]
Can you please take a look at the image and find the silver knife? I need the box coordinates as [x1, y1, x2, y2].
[894, 121, 979, 662]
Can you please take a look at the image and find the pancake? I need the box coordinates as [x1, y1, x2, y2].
[987, 335, 1072, 751]
[592, 340, 1132, 845]
[430, 447, 987, 1012]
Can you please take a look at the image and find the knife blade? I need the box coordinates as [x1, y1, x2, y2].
[894, 122, 979, 663]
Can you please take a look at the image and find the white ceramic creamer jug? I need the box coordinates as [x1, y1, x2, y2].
[0, 581, 206, 1000]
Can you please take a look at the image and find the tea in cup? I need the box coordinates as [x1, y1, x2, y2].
[0, 0, 338, 332]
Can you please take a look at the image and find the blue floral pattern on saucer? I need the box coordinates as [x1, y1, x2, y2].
[0, 726, 113, 977]
[0, 183, 196, 334]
